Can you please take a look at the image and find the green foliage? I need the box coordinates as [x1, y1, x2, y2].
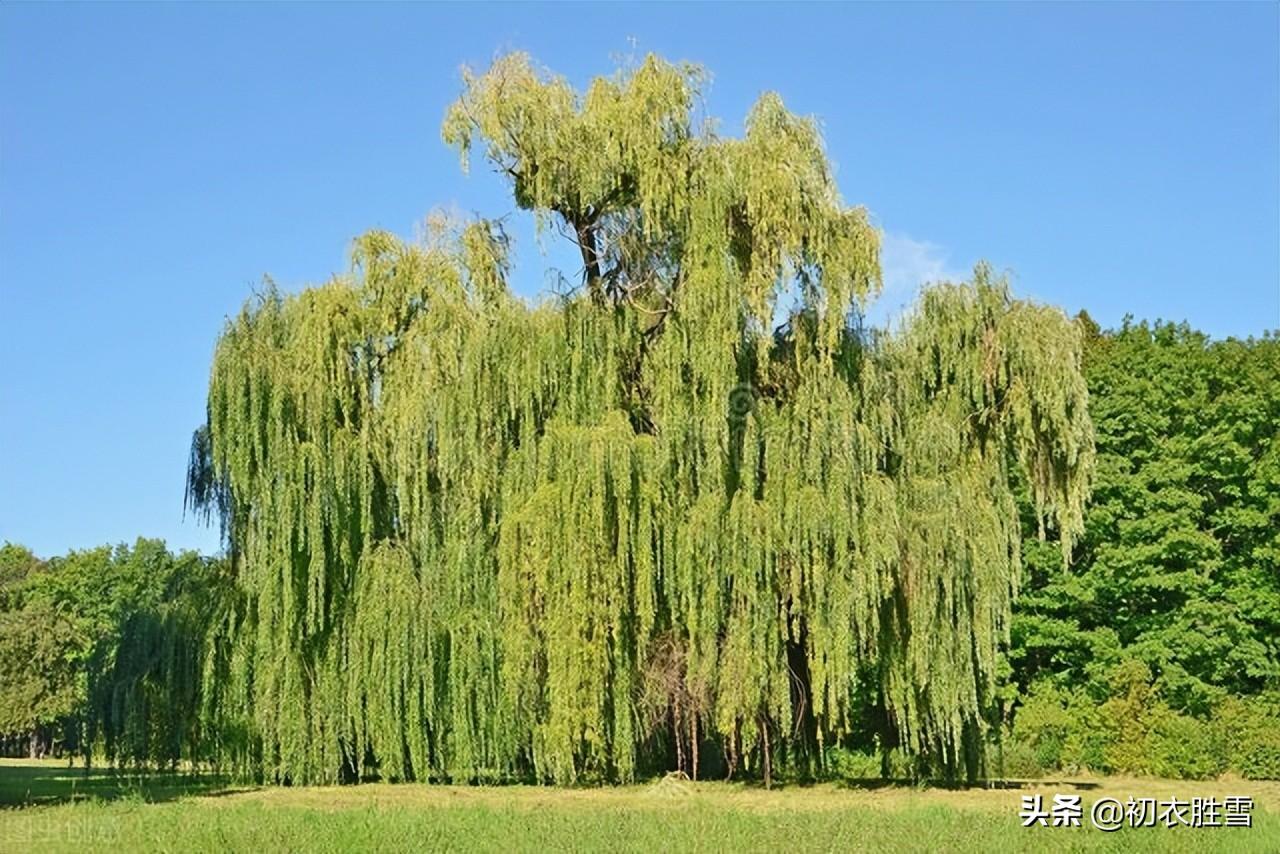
[89, 552, 237, 769]
[1238, 733, 1280, 781]
[0, 540, 233, 767]
[1005, 666, 1280, 781]
[1216, 693, 1280, 781]
[189, 53, 1093, 785]
[822, 746, 882, 780]
[0, 604, 89, 740]
[1011, 321, 1280, 712]
[1004, 320, 1279, 780]
[0, 543, 39, 585]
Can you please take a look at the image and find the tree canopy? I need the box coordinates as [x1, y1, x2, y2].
[186, 52, 1095, 785]
[1004, 321, 1280, 779]
[0, 540, 228, 763]
[1013, 319, 1280, 705]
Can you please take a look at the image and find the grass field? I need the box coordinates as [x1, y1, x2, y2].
[2, 759, 1278, 852]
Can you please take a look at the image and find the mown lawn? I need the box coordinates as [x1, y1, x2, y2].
[1, 758, 1278, 853]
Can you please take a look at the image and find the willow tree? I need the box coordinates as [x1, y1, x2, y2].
[188, 53, 1094, 785]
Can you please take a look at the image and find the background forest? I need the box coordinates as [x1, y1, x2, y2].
[3, 315, 1277, 782]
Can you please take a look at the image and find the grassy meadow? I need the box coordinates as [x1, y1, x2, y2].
[2, 759, 1278, 853]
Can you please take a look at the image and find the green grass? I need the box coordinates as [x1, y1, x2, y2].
[2, 759, 1278, 853]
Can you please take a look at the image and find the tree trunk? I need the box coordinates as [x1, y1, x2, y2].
[725, 722, 738, 781]
[690, 716, 699, 781]
[761, 716, 772, 790]
[575, 219, 605, 303]
[28, 727, 41, 760]
[673, 701, 684, 775]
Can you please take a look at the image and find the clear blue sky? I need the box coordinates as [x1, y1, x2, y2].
[2, 3, 1277, 558]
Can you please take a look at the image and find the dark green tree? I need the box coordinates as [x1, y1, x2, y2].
[0, 603, 89, 757]
[1012, 320, 1280, 712]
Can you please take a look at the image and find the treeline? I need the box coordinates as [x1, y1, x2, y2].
[2, 318, 1275, 781]
[999, 317, 1280, 780]
[0, 540, 233, 766]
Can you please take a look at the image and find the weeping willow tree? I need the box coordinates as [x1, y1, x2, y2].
[187, 53, 1093, 785]
[87, 553, 239, 771]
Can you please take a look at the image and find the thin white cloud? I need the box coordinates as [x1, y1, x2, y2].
[868, 232, 971, 325]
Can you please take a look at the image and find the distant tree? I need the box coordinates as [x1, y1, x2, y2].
[88, 549, 235, 769]
[1011, 322, 1280, 710]
[0, 542, 41, 608]
[0, 539, 233, 764]
[0, 603, 89, 757]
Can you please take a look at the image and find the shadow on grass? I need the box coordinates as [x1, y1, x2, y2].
[674, 775, 1100, 792]
[824, 777, 1100, 792]
[0, 761, 250, 808]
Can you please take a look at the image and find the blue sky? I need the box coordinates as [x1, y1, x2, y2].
[2, 3, 1277, 558]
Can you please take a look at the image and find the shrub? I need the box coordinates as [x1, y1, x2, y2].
[1238, 731, 1280, 781]
[824, 747, 882, 781]
[1008, 684, 1071, 771]
[1146, 712, 1225, 780]
[1217, 693, 1280, 780]
[996, 739, 1046, 779]
[1007, 674, 1280, 781]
